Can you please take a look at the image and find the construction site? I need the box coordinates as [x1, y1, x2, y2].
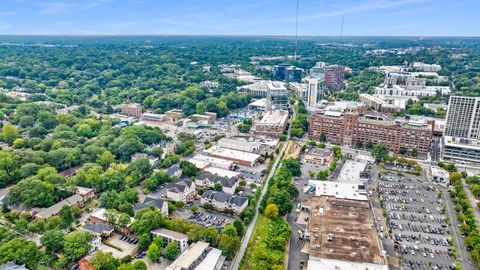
[305, 196, 384, 265]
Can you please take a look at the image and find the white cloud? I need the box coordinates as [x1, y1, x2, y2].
[291, 0, 431, 22]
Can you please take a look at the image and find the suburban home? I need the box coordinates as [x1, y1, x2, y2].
[34, 194, 85, 220]
[151, 228, 189, 252]
[82, 222, 114, 239]
[166, 179, 196, 202]
[201, 190, 248, 215]
[77, 187, 95, 201]
[133, 196, 168, 216]
[165, 164, 183, 178]
[131, 152, 159, 166]
[195, 172, 239, 194]
[90, 208, 133, 234]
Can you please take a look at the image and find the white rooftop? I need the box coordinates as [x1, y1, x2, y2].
[167, 241, 210, 270]
[205, 146, 261, 163]
[337, 160, 368, 183]
[258, 110, 288, 125]
[431, 165, 449, 178]
[309, 180, 368, 201]
[204, 167, 241, 178]
[192, 154, 235, 167]
[194, 247, 222, 270]
[308, 258, 388, 270]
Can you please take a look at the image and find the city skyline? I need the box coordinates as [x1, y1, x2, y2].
[0, 0, 478, 36]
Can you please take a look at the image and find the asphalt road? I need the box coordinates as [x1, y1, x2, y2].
[230, 102, 294, 270]
[442, 187, 474, 270]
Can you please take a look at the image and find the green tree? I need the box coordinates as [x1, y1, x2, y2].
[2, 124, 18, 145]
[399, 146, 407, 155]
[59, 205, 74, 228]
[41, 229, 65, 253]
[264, 203, 279, 219]
[147, 243, 161, 262]
[411, 148, 418, 157]
[97, 151, 115, 169]
[219, 231, 241, 260]
[213, 182, 222, 191]
[138, 233, 151, 251]
[132, 260, 147, 270]
[0, 237, 43, 269]
[90, 251, 120, 270]
[164, 241, 180, 260]
[63, 231, 93, 261]
[372, 144, 389, 162]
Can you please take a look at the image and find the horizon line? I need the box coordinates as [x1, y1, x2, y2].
[0, 34, 479, 39]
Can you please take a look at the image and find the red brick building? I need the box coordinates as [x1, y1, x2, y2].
[324, 65, 345, 91]
[309, 111, 433, 157]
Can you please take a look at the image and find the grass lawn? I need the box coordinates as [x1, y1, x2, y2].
[239, 214, 269, 270]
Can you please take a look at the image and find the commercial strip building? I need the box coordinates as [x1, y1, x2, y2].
[308, 180, 368, 201]
[440, 96, 480, 166]
[253, 109, 289, 137]
[309, 104, 433, 157]
[190, 154, 236, 170]
[238, 80, 288, 99]
[166, 241, 223, 270]
[336, 160, 369, 183]
[203, 146, 261, 167]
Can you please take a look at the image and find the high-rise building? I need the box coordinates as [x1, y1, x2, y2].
[285, 66, 303, 83]
[324, 65, 345, 91]
[306, 77, 325, 111]
[310, 62, 326, 78]
[441, 96, 480, 166]
[444, 96, 480, 139]
[272, 64, 291, 81]
[272, 64, 303, 83]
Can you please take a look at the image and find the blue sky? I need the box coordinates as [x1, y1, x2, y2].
[0, 0, 478, 36]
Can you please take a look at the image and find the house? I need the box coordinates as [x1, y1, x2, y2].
[195, 172, 239, 194]
[165, 164, 182, 178]
[151, 228, 189, 252]
[35, 194, 85, 220]
[201, 191, 248, 215]
[77, 187, 95, 201]
[90, 208, 133, 234]
[133, 196, 168, 216]
[166, 180, 196, 202]
[82, 222, 114, 238]
[131, 153, 159, 166]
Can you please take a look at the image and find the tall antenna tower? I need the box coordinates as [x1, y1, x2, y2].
[340, 15, 344, 41]
[294, 0, 299, 60]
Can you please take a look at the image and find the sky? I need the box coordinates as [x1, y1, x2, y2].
[0, 0, 478, 36]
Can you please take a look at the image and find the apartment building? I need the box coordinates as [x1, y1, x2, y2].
[309, 108, 433, 157]
[324, 65, 345, 91]
[441, 96, 480, 166]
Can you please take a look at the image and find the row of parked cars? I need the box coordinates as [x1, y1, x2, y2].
[120, 235, 138, 244]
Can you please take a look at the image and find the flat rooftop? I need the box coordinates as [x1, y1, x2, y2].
[308, 258, 388, 270]
[167, 241, 210, 270]
[204, 167, 241, 179]
[307, 196, 383, 264]
[309, 180, 368, 201]
[337, 160, 367, 183]
[204, 146, 260, 163]
[257, 110, 288, 125]
[306, 147, 333, 157]
[151, 228, 187, 240]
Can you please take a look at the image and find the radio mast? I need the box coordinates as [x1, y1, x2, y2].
[294, 0, 299, 60]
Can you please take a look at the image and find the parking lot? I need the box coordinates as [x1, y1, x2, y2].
[378, 173, 457, 270]
[102, 233, 138, 258]
[236, 164, 265, 185]
[188, 208, 234, 230]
